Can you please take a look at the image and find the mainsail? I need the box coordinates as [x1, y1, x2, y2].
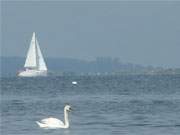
[24, 32, 37, 68]
[24, 32, 47, 71]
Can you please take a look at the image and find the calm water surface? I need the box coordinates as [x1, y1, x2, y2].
[1, 75, 180, 135]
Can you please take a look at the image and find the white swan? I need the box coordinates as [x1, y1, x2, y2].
[36, 105, 72, 129]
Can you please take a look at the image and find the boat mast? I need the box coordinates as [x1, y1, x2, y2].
[34, 33, 39, 70]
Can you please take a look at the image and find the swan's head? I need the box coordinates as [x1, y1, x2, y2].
[65, 104, 72, 112]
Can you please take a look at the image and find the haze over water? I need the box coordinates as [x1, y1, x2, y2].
[2, 1, 180, 68]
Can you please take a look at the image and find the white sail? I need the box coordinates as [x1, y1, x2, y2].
[24, 32, 37, 68]
[18, 32, 48, 77]
[36, 38, 47, 71]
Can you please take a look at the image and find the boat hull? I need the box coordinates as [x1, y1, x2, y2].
[18, 70, 47, 77]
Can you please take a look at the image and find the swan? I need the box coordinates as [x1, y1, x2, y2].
[36, 105, 72, 129]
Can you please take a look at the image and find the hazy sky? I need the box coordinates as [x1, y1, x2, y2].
[1, 1, 180, 68]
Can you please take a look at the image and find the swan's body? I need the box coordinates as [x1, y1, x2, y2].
[36, 105, 72, 129]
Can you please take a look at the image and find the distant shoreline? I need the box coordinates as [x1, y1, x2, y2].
[1, 57, 180, 77]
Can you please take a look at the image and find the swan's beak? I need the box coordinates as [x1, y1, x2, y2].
[69, 107, 72, 111]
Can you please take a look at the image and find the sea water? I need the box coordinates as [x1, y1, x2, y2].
[1, 75, 180, 135]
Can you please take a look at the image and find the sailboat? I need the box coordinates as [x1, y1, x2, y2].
[18, 32, 48, 77]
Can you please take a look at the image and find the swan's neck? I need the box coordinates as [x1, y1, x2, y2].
[64, 109, 69, 128]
